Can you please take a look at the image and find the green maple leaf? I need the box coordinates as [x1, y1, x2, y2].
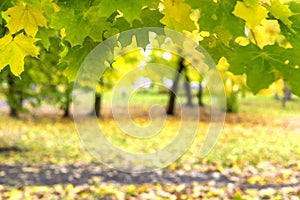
[229, 43, 300, 95]
[0, 34, 39, 77]
[3, 4, 47, 37]
[227, 44, 273, 93]
[133, 9, 164, 48]
[50, 6, 116, 46]
[281, 66, 300, 97]
[50, 7, 88, 46]
[36, 27, 57, 49]
[63, 37, 98, 81]
[271, 47, 300, 96]
[86, 7, 119, 42]
[279, 1, 300, 48]
[97, 0, 156, 25]
[196, 0, 245, 38]
[200, 34, 233, 63]
[114, 9, 164, 48]
[187, 0, 244, 58]
[269, 0, 293, 27]
[135, 8, 164, 28]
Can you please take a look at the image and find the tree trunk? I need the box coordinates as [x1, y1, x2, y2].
[7, 74, 21, 118]
[63, 105, 69, 117]
[63, 98, 70, 118]
[197, 82, 204, 107]
[284, 83, 292, 100]
[184, 74, 193, 107]
[95, 93, 102, 118]
[167, 59, 185, 115]
[282, 83, 292, 108]
[63, 86, 72, 118]
[9, 106, 18, 118]
[226, 92, 239, 112]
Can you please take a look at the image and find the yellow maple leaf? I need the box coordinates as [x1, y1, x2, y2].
[160, 0, 196, 32]
[0, 34, 39, 77]
[4, 4, 47, 37]
[232, 1, 268, 29]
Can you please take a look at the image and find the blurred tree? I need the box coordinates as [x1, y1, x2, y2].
[167, 58, 185, 115]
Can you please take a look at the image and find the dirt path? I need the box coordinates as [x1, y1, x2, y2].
[0, 164, 231, 186]
[0, 164, 299, 190]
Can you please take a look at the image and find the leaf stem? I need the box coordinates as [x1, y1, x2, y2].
[250, 29, 258, 46]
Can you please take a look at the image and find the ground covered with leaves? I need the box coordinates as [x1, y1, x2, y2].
[0, 96, 300, 199]
[0, 162, 300, 199]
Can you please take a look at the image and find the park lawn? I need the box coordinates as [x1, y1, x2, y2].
[0, 94, 300, 199]
[0, 94, 299, 167]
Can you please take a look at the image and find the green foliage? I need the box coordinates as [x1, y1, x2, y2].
[0, 0, 299, 98]
[229, 43, 300, 96]
[269, 0, 293, 27]
[34, 36, 72, 110]
[280, 1, 300, 48]
[96, 0, 157, 24]
[228, 43, 276, 94]
[50, 6, 117, 46]
[198, 0, 245, 39]
[160, 0, 196, 31]
[62, 37, 98, 81]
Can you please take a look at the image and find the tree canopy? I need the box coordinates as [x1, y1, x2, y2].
[0, 0, 299, 96]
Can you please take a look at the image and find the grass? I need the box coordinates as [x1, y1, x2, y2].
[238, 93, 300, 117]
[1, 93, 300, 199]
[0, 117, 92, 164]
[0, 93, 299, 169]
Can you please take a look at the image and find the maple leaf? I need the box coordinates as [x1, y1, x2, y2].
[97, 0, 155, 25]
[3, 4, 48, 37]
[62, 37, 98, 81]
[228, 43, 300, 95]
[50, 6, 118, 46]
[0, 34, 39, 77]
[269, 0, 293, 27]
[232, 1, 268, 29]
[279, 1, 300, 48]
[199, 0, 245, 38]
[160, 0, 196, 32]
